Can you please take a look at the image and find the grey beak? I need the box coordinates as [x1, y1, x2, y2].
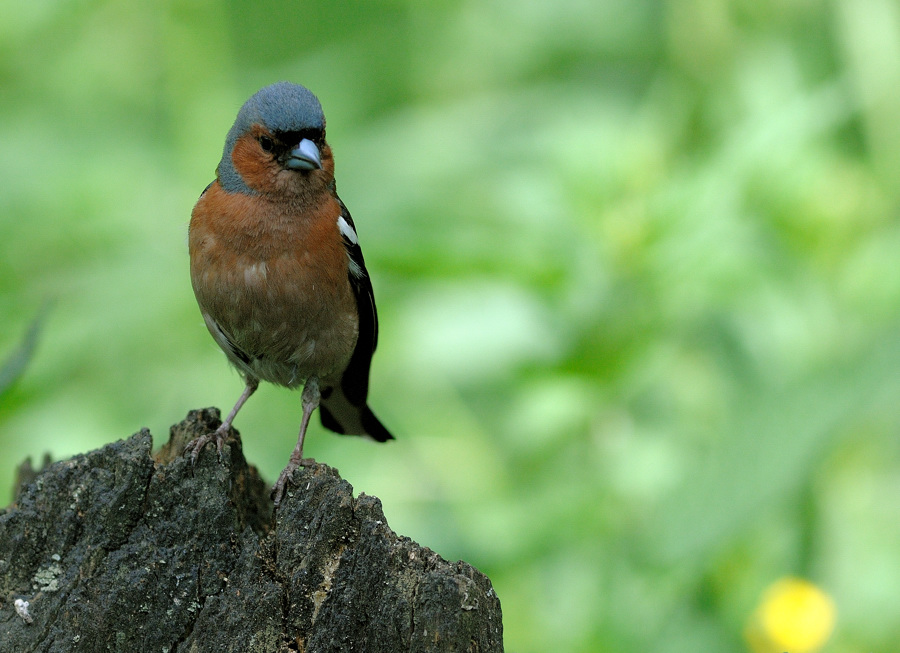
[286, 138, 322, 170]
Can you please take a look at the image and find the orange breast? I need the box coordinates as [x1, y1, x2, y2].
[189, 182, 358, 387]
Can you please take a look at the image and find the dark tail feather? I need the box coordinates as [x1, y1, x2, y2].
[362, 406, 394, 442]
[320, 388, 394, 442]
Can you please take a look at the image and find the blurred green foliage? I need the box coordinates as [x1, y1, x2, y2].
[2, 0, 900, 651]
[0, 303, 50, 398]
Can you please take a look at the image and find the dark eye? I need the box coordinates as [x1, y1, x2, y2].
[259, 136, 274, 152]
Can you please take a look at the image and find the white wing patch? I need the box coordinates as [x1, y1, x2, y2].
[337, 215, 359, 245]
[348, 257, 365, 279]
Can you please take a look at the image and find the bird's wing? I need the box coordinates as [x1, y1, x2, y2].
[318, 198, 393, 441]
[336, 197, 377, 404]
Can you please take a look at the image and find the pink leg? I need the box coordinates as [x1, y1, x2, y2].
[272, 376, 320, 506]
[185, 377, 259, 463]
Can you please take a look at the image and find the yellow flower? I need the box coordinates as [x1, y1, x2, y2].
[745, 577, 836, 653]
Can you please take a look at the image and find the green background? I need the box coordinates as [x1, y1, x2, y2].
[3, 1, 900, 651]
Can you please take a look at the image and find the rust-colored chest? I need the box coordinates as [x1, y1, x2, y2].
[188, 182, 358, 386]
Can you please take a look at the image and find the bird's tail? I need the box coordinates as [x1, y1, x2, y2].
[319, 385, 393, 442]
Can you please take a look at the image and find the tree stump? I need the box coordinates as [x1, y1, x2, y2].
[0, 409, 503, 652]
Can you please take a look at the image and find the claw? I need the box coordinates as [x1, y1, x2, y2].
[271, 458, 315, 506]
[184, 425, 229, 465]
[185, 378, 258, 465]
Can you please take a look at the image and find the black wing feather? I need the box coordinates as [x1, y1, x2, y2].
[336, 199, 378, 405]
[317, 198, 393, 442]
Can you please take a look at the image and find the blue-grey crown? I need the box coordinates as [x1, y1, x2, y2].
[218, 82, 325, 193]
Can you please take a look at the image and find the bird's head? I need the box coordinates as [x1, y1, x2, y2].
[217, 82, 335, 198]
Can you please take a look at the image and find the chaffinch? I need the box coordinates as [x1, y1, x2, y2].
[186, 82, 393, 505]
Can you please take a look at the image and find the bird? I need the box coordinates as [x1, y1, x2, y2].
[186, 82, 393, 505]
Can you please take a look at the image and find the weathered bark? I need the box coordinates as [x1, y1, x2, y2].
[0, 409, 503, 652]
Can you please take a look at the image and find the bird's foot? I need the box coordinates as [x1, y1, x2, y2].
[272, 458, 316, 507]
[183, 424, 230, 465]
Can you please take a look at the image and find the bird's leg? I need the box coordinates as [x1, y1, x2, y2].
[272, 376, 320, 506]
[185, 377, 259, 463]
